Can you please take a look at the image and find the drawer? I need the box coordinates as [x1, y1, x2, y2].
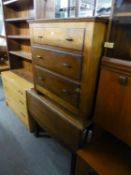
[32, 47, 82, 80]
[32, 27, 85, 51]
[4, 84, 27, 113]
[34, 66, 80, 107]
[6, 96, 28, 125]
[3, 81, 26, 102]
[1, 71, 33, 98]
[27, 89, 84, 151]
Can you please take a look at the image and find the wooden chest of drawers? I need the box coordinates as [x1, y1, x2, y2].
[1, 71, 34, 131]
[29, 18, 107, 124]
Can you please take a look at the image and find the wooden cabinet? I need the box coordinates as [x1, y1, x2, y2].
[94, 58, 131, 146]
[1, 71, 34, 131]
[75, 133, 131, 175]
[29, 18, 107, 124]
[95, 0, 131, 147]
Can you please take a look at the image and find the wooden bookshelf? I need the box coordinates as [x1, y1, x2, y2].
[2, 0, 54, 83]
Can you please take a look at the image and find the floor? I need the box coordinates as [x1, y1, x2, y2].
[0, 76, 71, 175]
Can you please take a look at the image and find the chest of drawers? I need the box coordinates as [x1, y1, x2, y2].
[29, 18, 107, 125]
[1, 71, 34, 131]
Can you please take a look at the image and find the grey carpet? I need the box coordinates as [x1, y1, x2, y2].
[0, 76, 71, 175]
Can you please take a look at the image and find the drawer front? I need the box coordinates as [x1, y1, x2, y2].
[27, 89, 83, 151]
[2, 76, 26, 98]
[2, 71, 33, 96]
[32, 47, 82, 80]
[34, 66, 80, 107]
[4, 84, 27, 114]
[6, 96, 28, 125]
[3, 81, 26, 102]
[32, 27, 85, 51]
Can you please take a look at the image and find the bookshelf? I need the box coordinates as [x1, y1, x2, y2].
[2, 0, 54, 80]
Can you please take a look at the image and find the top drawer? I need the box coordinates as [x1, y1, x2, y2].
[31, 27, 85, 51]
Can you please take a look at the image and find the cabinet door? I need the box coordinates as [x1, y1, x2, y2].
[94, 68, 131, 146]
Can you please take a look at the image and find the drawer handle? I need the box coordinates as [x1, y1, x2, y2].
[75, 88, 80, 93]
[19, 100, 24, 105]
[66, 38, 74, 42]
[63, 63, 72, 68]
[36, 55, 43, 59]
[38, 76, 44, 81]
[18, 90, 23, 95]
[20, 112, 26, 118]
[62, 89, 70, 94]
[38, 35, 43, 39]
[118, 76, 128, 85]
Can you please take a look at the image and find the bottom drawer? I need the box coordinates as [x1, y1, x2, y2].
[27, 89, 84, 151]
[6, 97, 28, 124]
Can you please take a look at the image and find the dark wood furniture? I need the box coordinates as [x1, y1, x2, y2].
[94, 0, 131, 147]
[94, 58, 131, 146]
[27, 89, 84, 151]
[75, 133, 131, 175]
[0, 45, 9, 71]
[29, 17, 107, 128]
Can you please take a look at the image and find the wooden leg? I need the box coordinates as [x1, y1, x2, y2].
[70, 153, 77, 175]
[34, 122, 40, 137]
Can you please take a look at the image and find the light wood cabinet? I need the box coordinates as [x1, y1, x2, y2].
[1, 71, 34, 131]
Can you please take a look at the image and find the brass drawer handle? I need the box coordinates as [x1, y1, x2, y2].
[66, 38, 74, 42]
[36, 55, 43, 59]
[118, 76, 128, 85]
[63, 63, 72, 68]
[38, 35, 43, 39]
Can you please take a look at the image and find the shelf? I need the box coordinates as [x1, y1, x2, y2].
[0, 62, 9, 71]
[115, 12, 131, 17]
[3, 0, 31, 7]
[3, 0, 19, 5]
[11, 68, 33, 83]
[5, 17, 33, 22]
[7, 35, 30, 40]
[9, 51, 32, 61]
[77, 134, 131, 175]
